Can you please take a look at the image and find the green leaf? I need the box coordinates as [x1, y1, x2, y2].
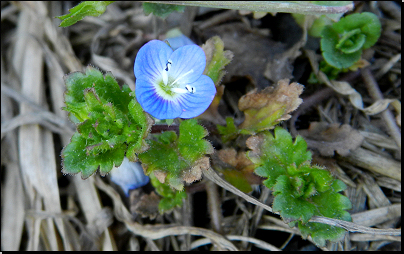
[320, 12, 381, 69]
[221, 169, 253, 193]
[247, 127, 311, 188]
[62, 66, 153, 179]
[321, 25, 362, 69]
[142, 2, 185, 19]
[62, 132, 126, 178]
[332, 12, 381, 49]
[202, 36, 233, 86]
[247, 127, 352, 246]
[272, 175, 316, 223]
[178, 119, 214, 162]
[138, 119, 213, 190]
[217, 117, 240, 143]
[335, 29, 366, 54]
[56, 1, 114, 27]
[150, 173, 187, 214]
[201, 36, 233, 119]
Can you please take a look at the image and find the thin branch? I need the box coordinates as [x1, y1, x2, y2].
[203, 167, 401, 237]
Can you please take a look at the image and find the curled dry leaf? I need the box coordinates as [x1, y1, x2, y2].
[182, 157, 210, 184]
[217, 148, 261, 188]
[217, 148, 254, 171]
[153, 170, 168, 184]
[245, 134, 265, 161]
[298, 122, 364, 157]
[238, 79, 304, 132]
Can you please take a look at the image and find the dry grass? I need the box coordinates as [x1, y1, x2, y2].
[1, 1, 401, 251]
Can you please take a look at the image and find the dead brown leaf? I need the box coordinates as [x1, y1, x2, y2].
[217, 148, 261, 186]
[131, 191, 161, 220]
[238, 79, 304, 131]
[182, 157, 210, 184]
[298, 122, 364, 156]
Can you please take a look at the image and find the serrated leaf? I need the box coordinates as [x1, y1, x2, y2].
[217, 117, 241, 143]
[62, 66, 153, 179]
[61, 132, 126, 178]
[247, 127, 352, 246]
[247, 127, 311, 188]
[272, 175, 316, 223]
[56, 1, 114, 27]
[142, 2, 185, 19]
[138, 119, 213, 190]
[149, 173, 187, 214]
[178, 119, 213, 162]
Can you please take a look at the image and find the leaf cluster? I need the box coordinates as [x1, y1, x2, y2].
[62, 66, 152, 178]
[321, 12, 381, 69]
[138, 119, 214, 191]
[248, 127, 352, 247]
[149, 173, 187, 214]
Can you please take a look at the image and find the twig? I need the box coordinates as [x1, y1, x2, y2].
[190, 235, 281, 251]
[290, 88, 335, 136]
[203, 167, 401, 236]
[361, 68, 401, 150]
[205, 180, 223, 234]
[94, 176, 238, 250]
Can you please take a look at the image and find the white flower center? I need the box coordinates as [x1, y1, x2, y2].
[159, 60, 196, 97]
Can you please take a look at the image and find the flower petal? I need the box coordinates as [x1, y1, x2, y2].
[168, 45, 206, 84]
[134, 40, 173, 82]
[177, 75, 216, 118]
[136, 78, 182, 119]
[110, 157, 149, 196]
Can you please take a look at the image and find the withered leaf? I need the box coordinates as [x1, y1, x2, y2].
[182, 157, 210, 184]
[131, 191, 161, 220]
[238, 79, 304, 132]
[298, 122, 364, 157]
[216, 148, 261, 188]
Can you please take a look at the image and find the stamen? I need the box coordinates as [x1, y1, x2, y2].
[171, 69, 194, 86]
[161, 69, 168, 85]
[171, 87, 188, 94]
[185, 85, 196, 94]
[165, 60, 172, 71]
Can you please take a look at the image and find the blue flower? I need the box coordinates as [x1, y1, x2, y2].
[134, 40, 216, 120]
[109, 157, 149, 196]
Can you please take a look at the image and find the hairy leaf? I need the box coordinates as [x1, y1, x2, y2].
[62, 66, 153, 179]
[247, 127, 352, 246]
[138, 119, 213, 190]
[56, 1, 114, 27]
[149, 174, 187, 214]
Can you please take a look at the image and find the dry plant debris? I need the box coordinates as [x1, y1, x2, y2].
[298, 122, 365, 156]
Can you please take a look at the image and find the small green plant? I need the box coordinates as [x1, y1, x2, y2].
[61, 66, 153, 178]
[321, 12, 381, 69]
[248, 127, 352, 247]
